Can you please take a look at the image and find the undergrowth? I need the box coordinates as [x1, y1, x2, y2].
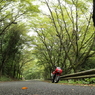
[0, 76, 12, 81]
[59, 78, 95, 85]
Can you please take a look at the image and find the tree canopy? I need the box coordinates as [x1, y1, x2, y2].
[0, 0, 95, 80]
[0, 0, 40, 79]
[28, 0, 95, 79]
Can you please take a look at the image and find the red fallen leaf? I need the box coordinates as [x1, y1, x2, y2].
[22, 87, 28, 89]
[90, 87, 93, 89]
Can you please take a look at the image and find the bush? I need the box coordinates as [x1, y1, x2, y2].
[59, 78, 95, 85]
[84, 78, 95, 84]
[0, 76, 12, 81]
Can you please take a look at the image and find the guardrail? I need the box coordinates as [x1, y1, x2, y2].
[60, 69, 95, 80]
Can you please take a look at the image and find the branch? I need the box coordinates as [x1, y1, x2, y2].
[79, 14, 92, 52]
[45, 0, 59, 35]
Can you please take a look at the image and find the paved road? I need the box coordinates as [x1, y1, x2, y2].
[0, 80, 95, 95]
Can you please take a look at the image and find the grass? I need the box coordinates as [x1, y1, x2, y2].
[59, 80, 83, 84]
[59, 78, 95, 86]
[37, 78, 95, 86]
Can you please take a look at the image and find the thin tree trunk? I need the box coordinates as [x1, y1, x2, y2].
[93, 0, 95, 26]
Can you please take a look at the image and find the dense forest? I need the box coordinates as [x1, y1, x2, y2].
[0, 0, 95, 80]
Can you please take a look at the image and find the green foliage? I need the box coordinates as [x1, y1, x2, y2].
[0, 0, 40, 80]
[60, 78, 95, 84]
[0, 0, 94, 81]
[0, 76, 12, 81]
[23, 59, 44, 80]
[0, 24, 28, 78]
[29, 0, 94, 79]
[80, 57, 95, 71]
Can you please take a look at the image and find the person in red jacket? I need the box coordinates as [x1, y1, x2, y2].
[51, 66, 63, 83]
[52, 67, 63, 75]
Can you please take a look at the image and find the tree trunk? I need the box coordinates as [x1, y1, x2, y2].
[93, 0, 95, 26]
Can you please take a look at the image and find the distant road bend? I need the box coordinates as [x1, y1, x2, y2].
[0, 80, 95, 95]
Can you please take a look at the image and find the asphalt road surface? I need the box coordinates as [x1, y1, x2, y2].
[0, 80, 95, 95]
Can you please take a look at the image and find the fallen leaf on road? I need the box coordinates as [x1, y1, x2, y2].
[72, 89, 74, 90]
[22, 87, 28, 89]
[90, 87, 93, 89]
